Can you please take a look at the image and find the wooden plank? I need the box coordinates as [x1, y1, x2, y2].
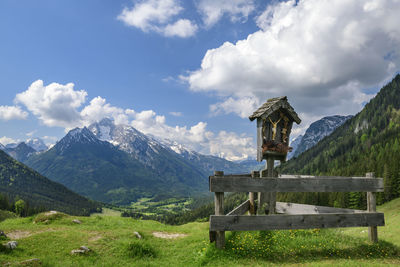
[249, 171, 259, 215]
[210, 213, 385, 231]
[209, 176, 383, 192]
[214, 189, 225, 249]
[366, 172, 378, 243]
[227, 199, 250, 216]
[256, 119, 263, 162]
[276, 202, 364, 214]
[268, 157, 276, 215]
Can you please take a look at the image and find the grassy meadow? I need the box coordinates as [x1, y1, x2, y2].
[0, 198, 399, 266]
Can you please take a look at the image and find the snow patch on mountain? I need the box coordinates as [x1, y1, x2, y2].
[26, 138, 48, 152]
[293, 115, 352, 158]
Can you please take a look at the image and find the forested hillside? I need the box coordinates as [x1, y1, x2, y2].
[0, 150, 101, 216]
[280, 74, 400, 208]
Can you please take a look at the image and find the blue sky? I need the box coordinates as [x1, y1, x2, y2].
[1, 0, 400, 160]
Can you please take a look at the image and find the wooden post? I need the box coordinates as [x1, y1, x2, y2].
[214, 171, 225, 249]
[249, 171, 259, 215]
[267, 158, 276, 214]
[258, 158, 276, 214]
[366, 172, 378, 243]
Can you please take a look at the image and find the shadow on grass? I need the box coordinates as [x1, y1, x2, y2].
[201, 229, 400, 265]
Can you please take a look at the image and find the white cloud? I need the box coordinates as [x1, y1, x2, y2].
[184, 0, 400, 134]
[118, 0, 197, 38]
[118, 0, 182, 31]
[169, 111, 183, 117]
[0, 105, 28, 121]
[15, 80, 87, 128]
[0, 136, 19, 146]
[80, 96, 133, 126]
[12, 80, 255, 160]
[130, 109, 255, 160]
[163, 19, 198, 37]
[26, 130, 37, 137]
[197, 0, 255, 28]
[210, 96, 260, 118]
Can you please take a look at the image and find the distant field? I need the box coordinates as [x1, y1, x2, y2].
[0, 198, 399, 266]
[90, 208, 121, 217]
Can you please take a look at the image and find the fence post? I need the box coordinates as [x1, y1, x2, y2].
[249, 171, 259, 215]
[214, 171, 225, 249]
[366, 172, 378, 243]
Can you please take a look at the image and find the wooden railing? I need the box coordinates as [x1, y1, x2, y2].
[209, 171, 385, 249]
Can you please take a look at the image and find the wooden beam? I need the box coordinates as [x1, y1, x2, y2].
[249, 171, 259, 215]
[213, 170, 225, 249]
[210, 213, 385, 231]
[227, 199, 250, 216]
[209, 176, 383, 193]
[276, 202, 364, 214]
[366, 172, 378, 243]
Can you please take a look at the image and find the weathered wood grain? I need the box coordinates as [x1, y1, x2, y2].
[366, 172, 378, 243]
[214, 191, 225, 248]
[209, 176, 383, 192]
[249, 171, 259, 215]
[276, 202, 364, 214]
[227, 199, 250, 216]
[210, 213, 385, 231]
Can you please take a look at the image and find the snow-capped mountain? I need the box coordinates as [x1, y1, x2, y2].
[287, 134, 303, 160]
[293, 115, 353, 158]
[55, 127, 107, 154]
[25, 123, 208, 204]
[4, 142, 37, 162]
[0, 142, 5, 150]
[26, 138, 48, 152]
[88, 118, 164, 167]
[89, 118, 261, 175]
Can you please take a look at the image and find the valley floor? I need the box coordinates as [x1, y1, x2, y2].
[1, 199, 400, 266]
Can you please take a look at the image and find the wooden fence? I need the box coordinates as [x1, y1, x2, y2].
[209, 171, 385, 249]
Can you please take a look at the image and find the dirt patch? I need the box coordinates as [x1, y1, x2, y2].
[89, 235, 102, 242]
[6, 230, 31, 239]
[6, 228, 56, 240]
[152, 231, 188, 239]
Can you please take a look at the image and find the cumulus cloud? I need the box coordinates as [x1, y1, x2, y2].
[163, 19, 198, 38]
[210, 96, 260, 118]
[130, 109, 255, 160]
[15, 80, 87, 128]
[185, 0, 400, 135]
[118, 0, 197, 38]
[197, 0, 255, 28]
[80, 96, 133, 126]
[0, 136, 19, 146]
[169, 111, 183, 117]
[0, 105, 28, 121]
[13, 80, 254, 160]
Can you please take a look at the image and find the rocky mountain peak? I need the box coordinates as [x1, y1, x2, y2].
[293, 115, 353, 157]
[26, 138, 48, 152]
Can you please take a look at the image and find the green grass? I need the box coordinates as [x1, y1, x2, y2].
[90, 208, 121, 217]
[1, 198, 400, 266]
[0, 210, 17, 222]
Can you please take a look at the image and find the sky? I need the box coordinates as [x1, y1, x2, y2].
[1, 0, 400, 161]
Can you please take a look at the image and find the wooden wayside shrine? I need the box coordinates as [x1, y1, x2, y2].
[209, 97, 385, 249]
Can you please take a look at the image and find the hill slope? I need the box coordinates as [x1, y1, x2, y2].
[281, 75, 400, 206]
[0, 150, 100, 216]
